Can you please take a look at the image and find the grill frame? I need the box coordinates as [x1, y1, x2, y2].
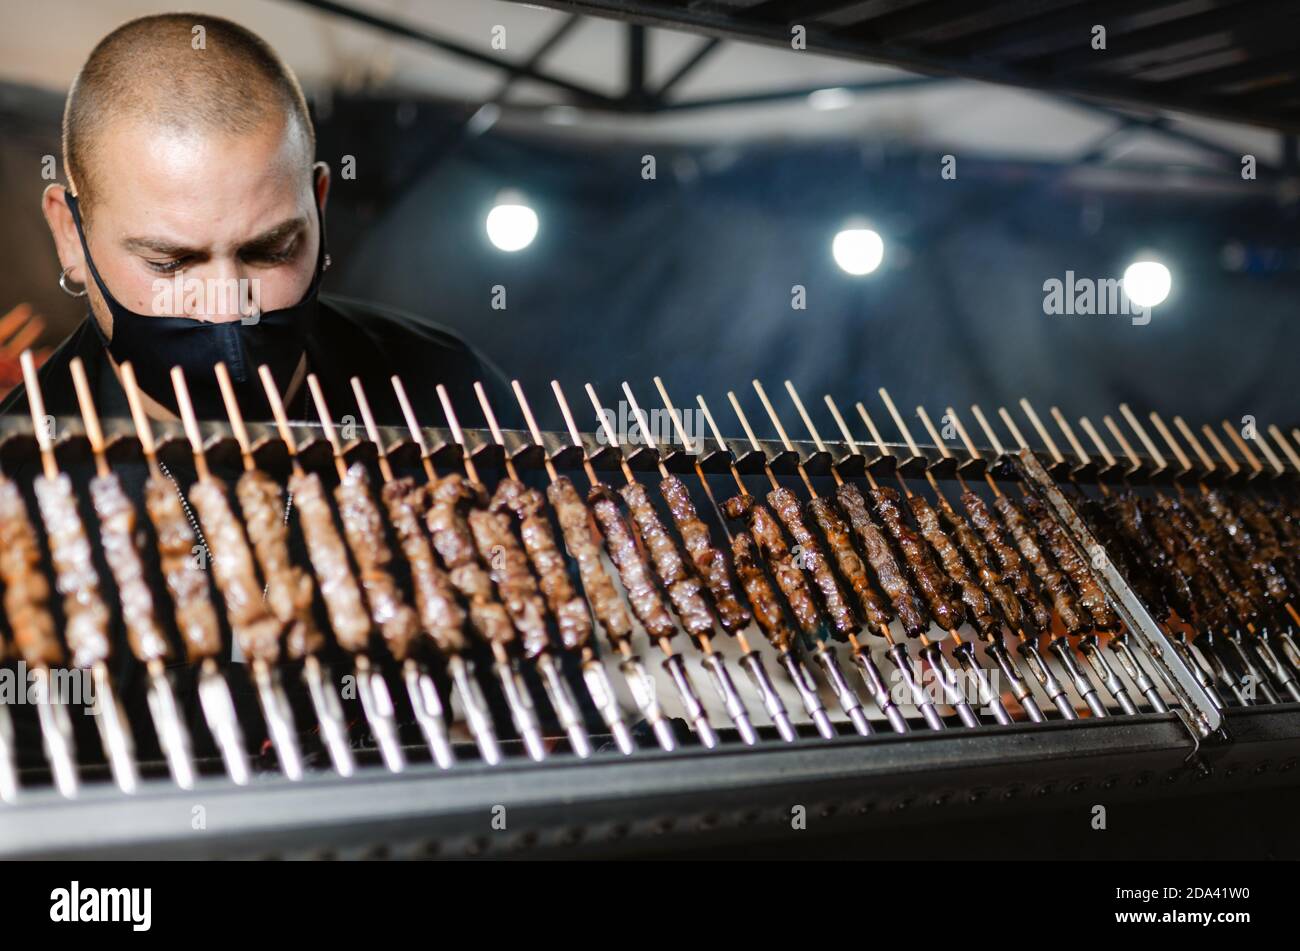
[2, 704, 1296, 859]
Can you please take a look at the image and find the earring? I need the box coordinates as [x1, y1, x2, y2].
[58, 265, 88, 298]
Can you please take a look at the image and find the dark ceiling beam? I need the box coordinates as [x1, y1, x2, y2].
[932, 0, 1125, 59]
[282, 0, 624, 109]
[626, 23, 648, 105]
[651, 37, 722, 101]
[1035, 0, 1277, 76]
[747, 0, 894, 22]
[836, 0, 1075, 46]
[1247, 77, 1300, 107]
[505, 0, 1300, 132]
[1065, 98, 1277, 169]
[489, 13, 584, 102]
[1160, 44, 1300, 95]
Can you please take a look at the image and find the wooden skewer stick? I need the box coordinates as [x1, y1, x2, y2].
[971, 403, 1120, 718]
[0, 366, 76, 799]
[212, 363, 357, 777]
[349, 377, 492, 768]
[1151, 411, 1300, 639]
[70, 357, 197, 789]
[834, 393, 997, 726]
[1031, 401, 1171, 714]
[469, 381, 603, 757]
[695, 394, 747, 494]
[21, 351, 143, 792]
[555, 380, 728, 747]
[651, 376, 803, 741]
[261, 367, 410, 772]
[1148, 411, 1193, 475]
[390, 377, 439, 485]
[1050, 407, 1093, 472]
[1267, 425, 1300, 475]
[877, 389, 1024, 724]
[116, 363, 252, 783]
[1097, 413, 1248, 696]
[782, 383, 953, 732]
[1, 316, 45, 360]
[822, 395, 882, 492]
[619, 382, 728, 651]
[512, 379, 675, 752]
[653, 377, 733, 538]
[620, 381, 766, 744]
[0, 302, 32, 346]
[1223, 420, 1266, 477]
[1200, 424, 1241, 477]
[305, 377, 349, 480]
[727, 390, 781, 492]
[386, 376, 530, 763]
[309, 372, 445, 770]
[945, 405, 1084, 719]
[119, 363, 163, 479]
[492, 381, 638, 755]
[68, 361, 109, 480]
[696, 389, 857, 737]
[1118, 404, 1167, 472]
[171, 366, 308, 780]
[1115, 411, 1285, 704]
[1172, 417, 1216, 473]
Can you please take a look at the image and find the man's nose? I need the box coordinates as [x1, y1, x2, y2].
[184, 259, 257, 322]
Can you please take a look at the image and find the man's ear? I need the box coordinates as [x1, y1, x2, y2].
[313, 161, 331, 213]
[41, 184, 85, 283]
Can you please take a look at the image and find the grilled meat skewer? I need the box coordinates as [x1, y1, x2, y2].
[70, 358, 196, 789]
[172, 366, 305, 780]
[213, 363, 356, 776]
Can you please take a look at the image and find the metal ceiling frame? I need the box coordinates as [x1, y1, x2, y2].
[284, 0, 951, 113]
[282, 0, 1297, 171]
[504, 0, 1300, 134]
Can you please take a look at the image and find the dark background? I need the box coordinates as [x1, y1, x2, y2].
[2, 81, 1297, 441]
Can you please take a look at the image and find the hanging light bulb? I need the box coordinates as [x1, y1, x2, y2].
[486, 190, 539, 252]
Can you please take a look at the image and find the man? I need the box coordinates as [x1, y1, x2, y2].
[0, 14, 519, 771]
[2, 12, 501, 424]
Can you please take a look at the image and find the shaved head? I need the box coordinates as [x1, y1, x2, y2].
[43, 11, 330, 372]
[64, 13, 315, 215]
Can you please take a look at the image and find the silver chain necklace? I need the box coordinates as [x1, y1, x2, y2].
[157, 463, 294, 601]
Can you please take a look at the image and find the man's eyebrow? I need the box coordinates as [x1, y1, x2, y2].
[120, 217, 308, 256]
[121, 235, 200, 256]
[238, 217, 309, 250]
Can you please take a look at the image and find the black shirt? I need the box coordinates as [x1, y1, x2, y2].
[0, 292, 508, 427]
[0, 296, 516, 767]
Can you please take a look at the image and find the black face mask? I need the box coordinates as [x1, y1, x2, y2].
[65, 190, 326, 420]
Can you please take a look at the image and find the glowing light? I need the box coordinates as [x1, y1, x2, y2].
[808, 87, 854, 111]
[486, 192, 538, 252]
[1122, 260, 1171, 308]
[832, 228, 884, 276]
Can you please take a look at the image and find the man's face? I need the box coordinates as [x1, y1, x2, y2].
[52, 115, 326, 334]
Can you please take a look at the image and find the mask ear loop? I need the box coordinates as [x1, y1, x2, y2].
[58, 266, 88, 298]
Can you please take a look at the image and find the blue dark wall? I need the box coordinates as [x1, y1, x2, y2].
[2, 85, 1297, 443]
[323, 101, 1299, 442]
